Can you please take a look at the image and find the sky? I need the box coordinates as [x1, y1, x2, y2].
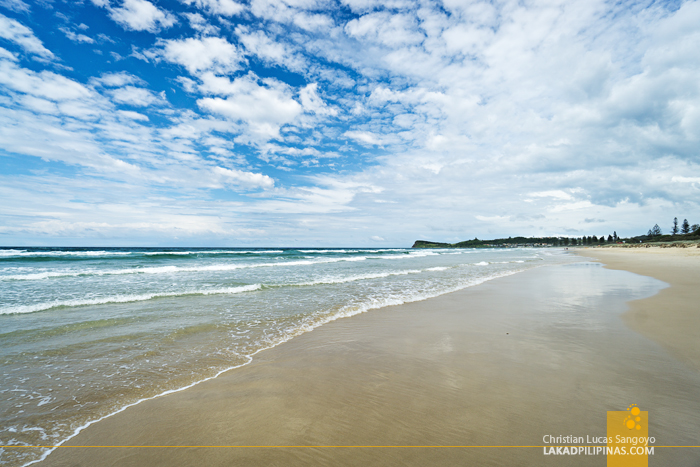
[0, 0, 698, 246]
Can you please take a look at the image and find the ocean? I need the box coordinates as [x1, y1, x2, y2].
[0, 247, 568, 466]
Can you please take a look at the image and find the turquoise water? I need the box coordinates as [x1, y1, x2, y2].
[0, 247, 566, 466]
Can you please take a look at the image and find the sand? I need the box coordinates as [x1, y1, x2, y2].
[577, 247, 700, 372]
[36, 252, 700, 467]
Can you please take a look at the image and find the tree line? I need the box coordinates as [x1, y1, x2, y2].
[647, 218, 699, 237]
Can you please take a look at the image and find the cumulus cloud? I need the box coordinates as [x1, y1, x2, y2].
[184, 13, 220, 35]
[0, 14, 54, 58]
[213, 166, 274, 189]
[235, 26, 305, 72]
[0, 59, 92, 102]
[0, 0, 30, 13]
[197, 73, 303, 141]
[345, 12, 424, 47]
[1, 0, 700, 245]
[108, 86, 162, 106]
[299, 83, 336, 116]
[154, 36, 242, 75]
[250, 0, 334, 31]
[60, 27, 95, 44]
[108, 0, 177, 33]
[343, 130, 382, 145]
[91, 71, 145, 88]
[182, 0, 245, 16]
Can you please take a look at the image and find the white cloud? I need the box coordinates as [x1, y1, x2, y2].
[184, 13, 220, 35]
[108, 86, 162, 106]
[475, 215, 510, 222]
[2, 0, 700, 245]
[343, 130, 382, 145]
[108, 0, 177, 33]
[213, 166, 274, 189]
[235, 27, 305, 72]
[197, 73, 303, 142]
[529, 190, 573, 200]
[299, 83, 337, 116]
[345, 12, 424, 47]
[250, 0, 333, 31]
[0, 14, 54, 58]
[0, 59, 92, 101]
[0, 46, 17, 61]
[672, 176, 700, 184]
[0, 0, 30, 13]
[91, 71, 144, 88]
[156, 36, 242, 75]
[59, 27, 95, 44]
[183, 0, 245, 16]
[117, 110, 149, 121]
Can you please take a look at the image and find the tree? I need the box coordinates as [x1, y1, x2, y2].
[613, 231, 618, 241]
[651, 224, 662, 236]
[692, 224, 700, 234]
[672, 217, 679, 235]
[608, 234, 614, 242]
[681, 219, 690, 234]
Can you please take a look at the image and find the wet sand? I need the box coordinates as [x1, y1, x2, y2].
[577, 247, 700, 372]
[38, 257, 700, 467]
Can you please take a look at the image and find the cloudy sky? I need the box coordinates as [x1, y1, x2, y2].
[0, 0, 698, 246]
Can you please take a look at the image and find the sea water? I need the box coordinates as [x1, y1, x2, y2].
[0, 247, 568, 466]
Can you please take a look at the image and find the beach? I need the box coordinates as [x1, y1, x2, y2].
[576, 247, 700, 373]
[34, 248, 700, 467]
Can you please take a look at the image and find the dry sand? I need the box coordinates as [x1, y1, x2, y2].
[37, 254, 700, 467]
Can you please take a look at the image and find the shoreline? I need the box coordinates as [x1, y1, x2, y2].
[35, 251, 700, 466]
[22, 264, 541, 467]
[575, 247, 700, 372]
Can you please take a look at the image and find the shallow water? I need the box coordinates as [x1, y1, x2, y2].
[0, 247, 570, 466]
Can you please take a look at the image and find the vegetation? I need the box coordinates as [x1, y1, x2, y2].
[682, 219, 690, 234]
[413, 218, 700, 248]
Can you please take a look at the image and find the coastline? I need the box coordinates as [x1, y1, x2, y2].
[36, 253, 700, 466]
[575, 247, 700, 372]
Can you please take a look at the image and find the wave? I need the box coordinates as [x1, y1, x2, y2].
[297, 249, 348, 253]
[20, 264, 536, 467]
[0, 284, 262, 315]
[141, 250, 285, 256]
[1, 257, 369, 281]
[0, 249, 290, 259]
[1, 265, 458, 315]
[0, 250, 133, 258]
[293, 269, 423, 286]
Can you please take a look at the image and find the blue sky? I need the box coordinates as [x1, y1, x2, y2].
[0, 0, 698, 246]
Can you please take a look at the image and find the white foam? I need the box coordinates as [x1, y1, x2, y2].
[2, 257, 369, 281]
[0, 250, 132, 258]
[142, 250, 284, 255]
[0, 284, 261, 315]
[21, 265, 536, 467]
[297, 249, 348, 253]
[294, 269, 422, 286]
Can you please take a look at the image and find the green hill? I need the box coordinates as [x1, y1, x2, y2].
[412, 237, 561, 248]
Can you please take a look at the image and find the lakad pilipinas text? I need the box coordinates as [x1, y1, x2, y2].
[543, 405, 653, 466]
